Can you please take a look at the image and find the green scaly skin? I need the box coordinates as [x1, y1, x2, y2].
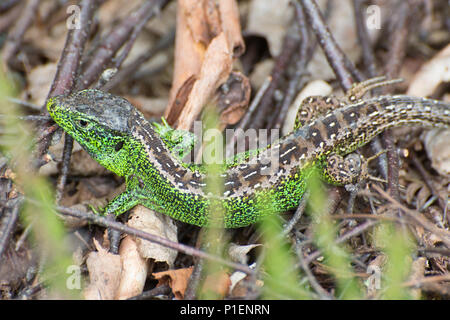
[46, 82, 450, 228]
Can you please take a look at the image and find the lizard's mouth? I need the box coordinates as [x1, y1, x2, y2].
[46, 96, 62, 119]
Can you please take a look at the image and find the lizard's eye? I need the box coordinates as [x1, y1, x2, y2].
[78, 120, 89, 128]
[115, 141, 124, 152]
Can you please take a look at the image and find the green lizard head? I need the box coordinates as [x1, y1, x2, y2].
[47, 89, 136, 176]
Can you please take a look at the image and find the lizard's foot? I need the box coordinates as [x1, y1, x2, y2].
[87, 203, 104, 216]
[345, 76, 403, 103]
[324, 150, 388, 185]
[325, 153, 364, 185]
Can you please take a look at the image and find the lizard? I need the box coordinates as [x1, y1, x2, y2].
[46, 77, 450, 228]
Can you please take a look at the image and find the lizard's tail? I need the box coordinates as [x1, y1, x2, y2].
[334, 95, 450, 153]
[361, 95, 449, 134]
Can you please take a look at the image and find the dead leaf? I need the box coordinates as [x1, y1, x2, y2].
[23, 63, 57, 105]
[153, 267, 194, 299]
[217, 71, 251, 126]
[202, 270, 231, 299]
[84, 239, 122, 300]
[116, 236, 149, 300]
[176, 32, 232, 130]
[407, 43, 450, 97]
[228, 243, 261, 265]
[166, 75, 197, 125]
[127, 205, 178, 267]
[423, 129, 450, 177]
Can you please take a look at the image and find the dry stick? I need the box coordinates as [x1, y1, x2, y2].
[128, 284, 172, 300]
[47, 0, 99, 202]
[2, 0, 40, 68]
[371, 184, 450, 247]
[0, 199, 22, 259]
[381, 1, 417, 224]
[352, 0, 378, 79]
[0, 0, 21, 13]
[36, 0, 99, 168]
[302, 219, 378, 266]
[76, 0, 170, 90]
[296, 241, 333, 299]
[102, 29, 175, 92]
[184, 259, 204, 300]
[249, 28, 300, 130]
[352, 0, 389, 180]
[402, 274, 450, 288]
[224, 76, 272, 158]
[272, 1, 310, 130]
[109, 1, 169, 76]
[409, 150, 447, 214]
[55, 205, 255, 275]
[299, 0, 362, 92]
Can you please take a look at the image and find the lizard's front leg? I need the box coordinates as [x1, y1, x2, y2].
[103, 188, 141, 216]
[103, 175, 151, 216]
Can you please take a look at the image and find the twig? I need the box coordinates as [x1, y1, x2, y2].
[302, 220, 378, 266]
[371, 184, 450, 247]
[299, 0, 362, 91]
[272, 1, 310, 130]
[55, 205, 255, 275]
[409, 150, 448, 219]
[381, 1, 418, 226]
[76, 0, 170, 90]
[128, 284, 172, 300]
[296, 241, 333, 299]
[0, 198, 22, 259]
[225, 76, 272, 158]
[2, 0, 40, 68]
[282, 191, 309, 236]
[249, 26, 300, 129]
[352, 0, 378, 78]
[102, 29, 175, 92]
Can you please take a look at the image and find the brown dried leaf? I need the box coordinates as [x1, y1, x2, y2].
[116, 236, 149, 300]
[218, 0, 245, 57]
[202, 270, 231, 298]
[176, 32, 232, 130]
[217, 71, 251, 126]
[423, 129, 450, 177]
[166, 75, 197, 125]
[184, 0, 213, 45]
[407, 43, 450, 97]
[153, 267, 194, 300]
[228, 243, 261, 265]
[167, 0, 205, 110]
[84, 239, 122, 300]
[23, 63, 57, 105]
[127, 205, 178, 267]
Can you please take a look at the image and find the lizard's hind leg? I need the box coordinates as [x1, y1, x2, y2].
[344, 76, 403, 103]
[322, 150, 387, 185]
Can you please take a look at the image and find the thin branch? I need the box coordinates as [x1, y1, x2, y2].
[55, 205, 255, 275]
